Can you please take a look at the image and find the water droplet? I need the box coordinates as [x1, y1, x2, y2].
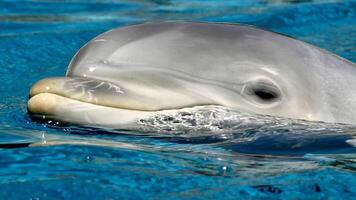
[84, 155, 94, 162]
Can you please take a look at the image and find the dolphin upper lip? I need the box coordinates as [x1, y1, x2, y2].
[29, 76, 135, 110]
[29, 76, 125, 111]
[29, 77, 66, 98]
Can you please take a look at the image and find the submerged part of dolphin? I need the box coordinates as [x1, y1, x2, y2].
[28, 22, 356, 130]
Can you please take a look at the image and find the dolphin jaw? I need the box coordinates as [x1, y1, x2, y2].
[27, 77, 220, 128]
[27, 77, 153, 127]
[27, 92, 154, 129]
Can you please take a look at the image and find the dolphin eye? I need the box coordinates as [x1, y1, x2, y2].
[243, 81, 281, 104]
[253, 88, 278, 101]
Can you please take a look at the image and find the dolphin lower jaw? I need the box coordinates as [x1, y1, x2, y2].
[27, 93, 156, 128]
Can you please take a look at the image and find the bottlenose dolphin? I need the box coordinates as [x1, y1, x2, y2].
[28, 22, 356, 130]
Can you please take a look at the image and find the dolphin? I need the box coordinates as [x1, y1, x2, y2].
[27, 22, 356, 130]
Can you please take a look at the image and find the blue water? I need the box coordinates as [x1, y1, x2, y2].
[1, 0, 356, 199]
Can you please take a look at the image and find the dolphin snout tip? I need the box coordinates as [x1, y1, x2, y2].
[28, 93, 57, 115]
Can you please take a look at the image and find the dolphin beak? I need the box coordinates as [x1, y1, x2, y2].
[27, 77, 154, 128]
[28, 77, 70, 116]
[27, 91, 156, 128]
[28, 76, 126, 118]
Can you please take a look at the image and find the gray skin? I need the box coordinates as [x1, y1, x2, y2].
[28, 22, 356, 129]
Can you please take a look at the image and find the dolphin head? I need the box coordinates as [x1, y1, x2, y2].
[28, 22, 356, 129]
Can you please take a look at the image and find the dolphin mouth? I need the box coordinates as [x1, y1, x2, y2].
[27, 76, 157, 127]
[28, 92, 157, 128]
[27, 76, 218, 128]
